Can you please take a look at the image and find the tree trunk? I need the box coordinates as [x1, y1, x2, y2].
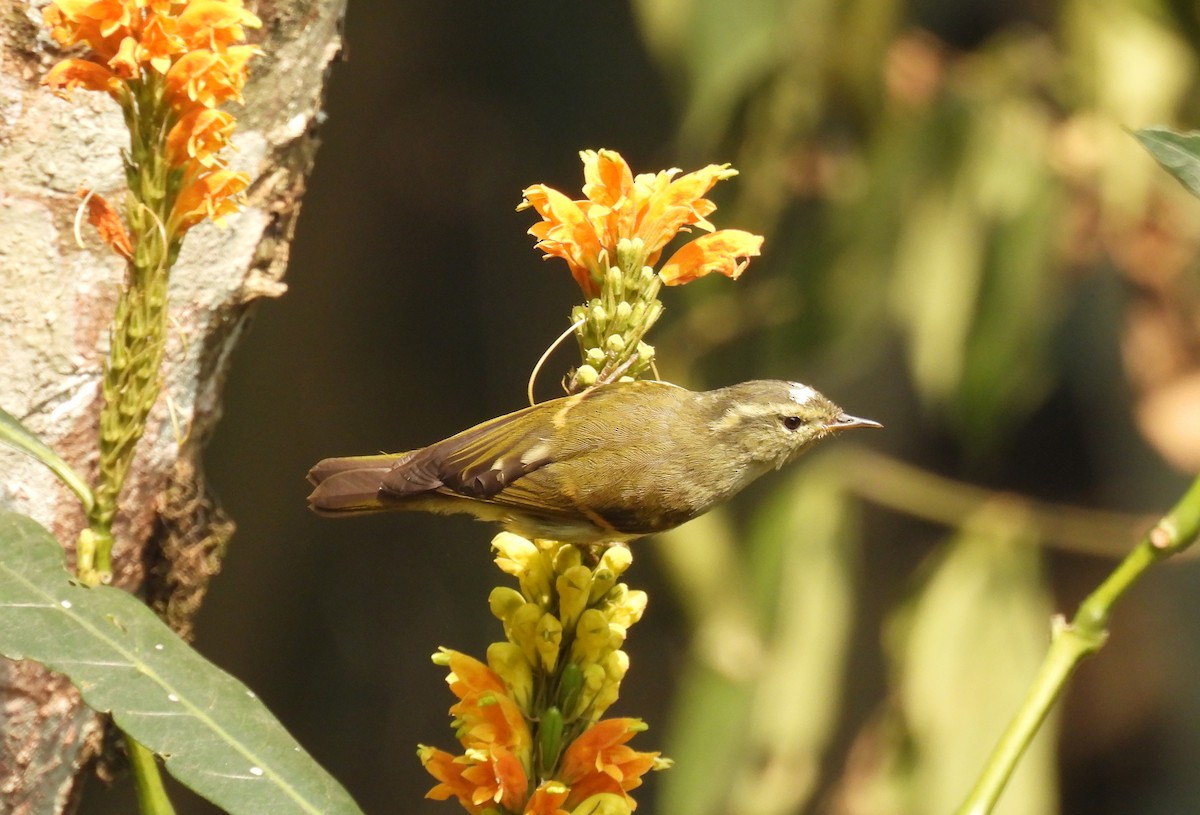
[0, 1, 345, 811]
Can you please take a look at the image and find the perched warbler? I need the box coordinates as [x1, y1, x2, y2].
[307, 379, 880, 543]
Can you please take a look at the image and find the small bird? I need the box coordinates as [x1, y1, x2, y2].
[307, 379, 880, 543]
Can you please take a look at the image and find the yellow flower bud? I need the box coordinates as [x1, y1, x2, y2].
[535, 612, 564, 673]
[486, 641, 534, 712]
[509, 602, 544, 665]
[604, 648, 630, 681]
[579, 662, 607, 714]
[589, 650, 630, 719]
[592, 679, 620, 718]
[605, 623, 627, 654]
[607, 589, 648, 630]
[574, 364, 599, 387]
[571, 608, 612, 665]
[588, 568, 617, 605]
[615, 237, 647, 273]
[599, 544, 632, 577]
[488, 586, 526, 623]
[585, 347, 606, 367]
[492, 532, 539, 576]
[605, 265, 623, 296]
[553, 543, 583, 574]
[605, 334, 626, 353]
[556, 565, 592, 629]
[493, 532, 553, 603]
[615, 300, 633, 322]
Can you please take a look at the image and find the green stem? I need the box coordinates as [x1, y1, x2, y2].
[126, 734, 176, 815]
[955, 474, 1200, 815]
[82, 74, 175, 586]
[841, 448, 1153, 559]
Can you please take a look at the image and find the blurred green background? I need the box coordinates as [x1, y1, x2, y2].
[81, 0, 1200, 813]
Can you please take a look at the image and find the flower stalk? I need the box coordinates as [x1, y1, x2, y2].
[419, 537, 668, 815]
[420, 149, 761, 813]
[42, 0, 260, 585]
[563, 245, 662, 391]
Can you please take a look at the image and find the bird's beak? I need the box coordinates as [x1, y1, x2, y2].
[827, 413, 883, 431]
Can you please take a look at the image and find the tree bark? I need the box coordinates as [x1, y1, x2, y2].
[0, 1, 345, 811]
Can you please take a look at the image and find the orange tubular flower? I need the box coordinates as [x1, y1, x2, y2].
[519, 148, 763, 297]
[420, 746, 530, 815]
[80, 189, 134, 259]
[164, 45, 256, 108]
[176, 0, 262, 51]
[106, 35, 140, 77]
[525, 784, 572, 815]
[420, 742, 530, 811]
[559, 719, 661, 809]
[166, 108, 236, 167]
[168, 168, 249, 232]
[441, 650, 531, 754]
[43, 58, 122, 100]
[137, 14, 186, 74]
[43, 0, 134, 59]
[449, 681, 529, 752]
[658, 229, 764, 285]
[43, 0, 260, 592]
[420, 747, 483, 814]
[521, 185, 607, 296]
[424, 731, 527, 805]
[466, 746, 530, 811]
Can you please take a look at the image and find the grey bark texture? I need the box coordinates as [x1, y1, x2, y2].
[0, 1, 346, 811]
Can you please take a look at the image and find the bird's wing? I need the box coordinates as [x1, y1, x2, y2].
[378, 401, 562, 500]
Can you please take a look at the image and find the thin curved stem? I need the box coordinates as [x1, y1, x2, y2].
[839, 447, 1156, 559]
[955, 474, 1200, 815]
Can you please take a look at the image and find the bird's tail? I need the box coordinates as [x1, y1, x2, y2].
[306, 453, 407, 515]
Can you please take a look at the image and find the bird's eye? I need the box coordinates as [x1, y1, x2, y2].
[781, 416, 802, 431]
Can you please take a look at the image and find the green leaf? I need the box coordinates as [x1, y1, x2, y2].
[0, 509, 363, 815]
[0, 405, 94, 512]
[1134, 126, 1200, 198]
[880, 510, 1057, 815]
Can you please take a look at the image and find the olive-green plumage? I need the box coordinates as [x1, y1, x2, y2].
[306, 379, 879, 543]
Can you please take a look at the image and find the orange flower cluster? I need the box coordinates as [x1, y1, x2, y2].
[419, 651, 657, 815]
[42, 0, 260, 238]
[419, 536, 666, 815]
[519, 149, 764, 297]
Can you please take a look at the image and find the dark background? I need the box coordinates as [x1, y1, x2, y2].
[80, 1, 1200, 813]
